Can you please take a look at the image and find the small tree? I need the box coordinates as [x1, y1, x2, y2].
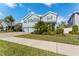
[34, 21, 47, 34]
[4, 16, 15, 30]
[72, 25, 78, 32]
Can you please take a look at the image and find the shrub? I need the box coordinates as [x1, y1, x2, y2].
[55, 28, 64, 35]
[34, 21, 48, 34]
[75, 32, 79, 35]
[72, 25, 78, 32]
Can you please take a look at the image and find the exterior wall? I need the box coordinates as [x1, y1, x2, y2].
[42, 13, 57, 22]
[74, 14, 79, 27]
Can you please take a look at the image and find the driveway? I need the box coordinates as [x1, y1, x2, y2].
[0, 32, 79, 56]
[0, 32, 28, 38]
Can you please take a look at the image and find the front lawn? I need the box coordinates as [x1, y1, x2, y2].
[16, 34, 79, 46]
[0, 40, 63, 56]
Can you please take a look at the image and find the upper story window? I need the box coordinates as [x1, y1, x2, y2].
[24, 20, 27, 23]
[28, 18, 39, 22]
[47, 16, 52, 20]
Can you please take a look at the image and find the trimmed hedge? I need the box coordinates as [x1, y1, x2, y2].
[72, 25, 78, 32]
[69, 31, 79, 35]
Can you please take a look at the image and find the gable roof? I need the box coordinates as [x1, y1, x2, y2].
[41, 11, 58, 18]
[22, 11, 59, 22]
[22, 12, 40, 21]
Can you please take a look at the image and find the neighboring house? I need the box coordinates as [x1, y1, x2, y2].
[22, 11, 59, 33]
[0, 20, 3, 31]
[68, 12, 79, 28]
[2, 21, 8, 30]
[0, 20, 8, 31]
[0, 20, 21, 31]
[64, 12, 79, 34]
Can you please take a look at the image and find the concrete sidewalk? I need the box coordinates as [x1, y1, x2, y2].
[0, 32, 79, 56]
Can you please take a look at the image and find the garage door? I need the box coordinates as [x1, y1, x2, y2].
[23, 27, 35, 33]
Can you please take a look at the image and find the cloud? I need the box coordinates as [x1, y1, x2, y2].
[43, 3, 53, 7]
[27, 8, 35, 14]
[27, 8, 32, 12]
[5, 3, 17, 8]
[5, 3, 24, 8]
[0, 11, 3, 16]
[18, 3, 23, 7]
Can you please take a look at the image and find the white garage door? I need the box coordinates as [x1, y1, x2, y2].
[23, 27, 35, 33]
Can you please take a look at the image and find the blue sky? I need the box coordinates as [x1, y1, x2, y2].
[0, 3, 79, 23]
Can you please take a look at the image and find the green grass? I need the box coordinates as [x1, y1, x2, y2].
[16, 34, 79, 46]
[0, 40, 63, 56]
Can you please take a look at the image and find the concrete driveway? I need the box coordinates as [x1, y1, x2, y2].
[0, 32, 79, 56]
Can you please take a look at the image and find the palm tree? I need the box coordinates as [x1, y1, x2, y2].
[4, 16, 15, 30]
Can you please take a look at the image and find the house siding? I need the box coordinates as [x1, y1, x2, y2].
[68, 13, 79, 28]
[41, 13, 57, 22]
[74, 14, 79, 27]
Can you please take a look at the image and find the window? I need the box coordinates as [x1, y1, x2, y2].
[33, 18, 39, 22]
[24, 20, 27, 23]
[47, 16, 52, 20]
[28, 18, 39, 22]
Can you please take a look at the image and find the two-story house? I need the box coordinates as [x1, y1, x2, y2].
[22, 11, 59, 33]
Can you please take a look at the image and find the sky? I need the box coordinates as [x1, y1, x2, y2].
[0, 3, 79, 23]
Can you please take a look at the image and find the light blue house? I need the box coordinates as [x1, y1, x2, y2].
[22, 11, 59, 33]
